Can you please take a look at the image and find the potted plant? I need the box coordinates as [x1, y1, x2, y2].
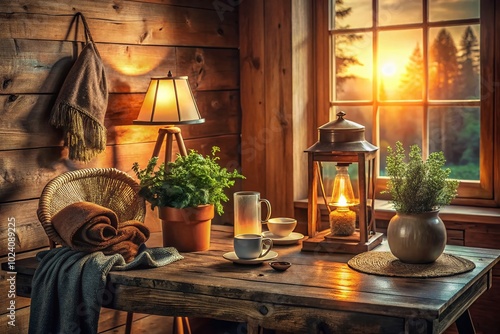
[383, 141, 459, 263]
[132, 146, 244, 252]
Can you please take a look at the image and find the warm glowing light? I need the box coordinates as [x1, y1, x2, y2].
[101, 45, 173, 76]
[338, 194, 348, 207]
[330, 165, 356, 207]
[133, 74, 204, 125]
[380, 62, 397, 77]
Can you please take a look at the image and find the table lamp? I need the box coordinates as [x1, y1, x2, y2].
[133, 71, 205, 163]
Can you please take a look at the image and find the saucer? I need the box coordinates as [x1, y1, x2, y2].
[222, 251, 278, 264]
[262, 231, 304, 245]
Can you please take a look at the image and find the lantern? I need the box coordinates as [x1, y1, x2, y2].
[302, 111, 383, 254]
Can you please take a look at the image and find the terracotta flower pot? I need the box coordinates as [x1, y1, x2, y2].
[158, 204, 214, 252]
[387, 210, 447, 264]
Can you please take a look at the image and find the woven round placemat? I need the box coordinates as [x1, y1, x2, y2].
[348, 251, 475, 278]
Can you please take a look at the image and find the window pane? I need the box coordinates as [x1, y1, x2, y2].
[335, 0, 372, 29]
[429, 0, 479, 22]
[378, 0, 422, 26]
[378, 29, 422, 100]
[334, 33, 373, 100]
[429, 107, 479, 180]
[429, 25, 480, 100]
[379, 106, 423, 175]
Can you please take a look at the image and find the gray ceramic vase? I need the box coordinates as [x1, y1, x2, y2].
[387, 210, 447, 264]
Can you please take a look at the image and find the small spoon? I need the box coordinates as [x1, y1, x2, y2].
[269, 261, 292, 272]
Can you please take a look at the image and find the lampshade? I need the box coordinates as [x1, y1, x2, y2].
[133, 71, 205, 125]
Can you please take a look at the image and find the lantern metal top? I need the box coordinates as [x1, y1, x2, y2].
[305, 111, 378, 153]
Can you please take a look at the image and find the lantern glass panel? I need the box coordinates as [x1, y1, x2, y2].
[322, 162, 360, 199]
[330, 164, 357, 207]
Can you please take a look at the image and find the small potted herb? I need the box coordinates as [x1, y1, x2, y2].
[383, 141, 459, 263]
[132, 146, 244, 251]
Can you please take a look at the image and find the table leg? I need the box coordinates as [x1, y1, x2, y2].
[456, 309, 476, 334]
[125, 312, 133, 334]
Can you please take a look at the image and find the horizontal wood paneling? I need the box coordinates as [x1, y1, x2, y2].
[0, 90, 240, 149]
[176, 47, 240, 91]
[0, 94, 61, 149]
[4, 0, 224, 11]
[0, 2, 237, 48]
[0, 306, 30, 334]
[0, 135, 240, 203]
[0, 39, 238, 94]
[0, 200, 48, 256]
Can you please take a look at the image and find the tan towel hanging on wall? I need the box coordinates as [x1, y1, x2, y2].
[50, 12, 108, 162]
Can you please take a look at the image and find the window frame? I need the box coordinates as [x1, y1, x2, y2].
[314, 0, 499, 207]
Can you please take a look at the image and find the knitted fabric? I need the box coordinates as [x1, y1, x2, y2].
[50, 40, 108, 162]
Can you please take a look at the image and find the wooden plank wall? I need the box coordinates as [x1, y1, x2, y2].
[0, 0, 240, 332]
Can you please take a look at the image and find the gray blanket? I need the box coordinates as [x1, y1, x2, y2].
[28, 246, 183, 334]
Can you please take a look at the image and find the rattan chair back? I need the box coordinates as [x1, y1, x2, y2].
[37, 168, 146, 247]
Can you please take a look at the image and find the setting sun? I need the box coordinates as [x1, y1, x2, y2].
[380, 62, 397, 77]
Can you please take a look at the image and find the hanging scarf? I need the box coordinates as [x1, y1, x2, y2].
[50, 13, 108, 162]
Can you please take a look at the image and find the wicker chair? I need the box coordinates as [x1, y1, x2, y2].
[37, 167, 146, 248]
[37, 167, 145, 334]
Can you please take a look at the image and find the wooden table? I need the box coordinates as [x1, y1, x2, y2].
[7, 225, 500, 334]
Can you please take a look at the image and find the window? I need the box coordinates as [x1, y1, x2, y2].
[327, 0, 496, 204]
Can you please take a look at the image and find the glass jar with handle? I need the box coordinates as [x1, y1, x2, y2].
[233, 191, 271, 236]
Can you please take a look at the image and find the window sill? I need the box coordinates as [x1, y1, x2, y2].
[294, 199, 500, 225]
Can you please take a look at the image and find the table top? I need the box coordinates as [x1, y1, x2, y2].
[9, 225, 500, 333]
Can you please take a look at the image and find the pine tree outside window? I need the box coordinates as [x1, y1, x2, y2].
[326, 0, 496, 205]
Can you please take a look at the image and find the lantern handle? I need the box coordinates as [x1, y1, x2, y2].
[317, 162, 332, 214]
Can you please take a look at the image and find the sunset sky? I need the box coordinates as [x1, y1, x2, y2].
[333, 0, 480, 85]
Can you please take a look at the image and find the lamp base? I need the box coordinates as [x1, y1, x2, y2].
[152, 126, 188, 163]
[301, 230, 384, 254]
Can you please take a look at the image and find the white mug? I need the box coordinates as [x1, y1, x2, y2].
[233, 234, 273, 259]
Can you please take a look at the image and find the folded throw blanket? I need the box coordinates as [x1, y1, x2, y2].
[52, 201, 150, 262]
[28, 246, 183, 334]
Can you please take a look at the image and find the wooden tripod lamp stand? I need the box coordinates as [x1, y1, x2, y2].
[134, 71, 205, 163]
[151, 126, 187, 163]
[132, 71, 203, 333]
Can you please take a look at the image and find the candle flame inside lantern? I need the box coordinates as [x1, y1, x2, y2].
[338, 194, 348, 207]
[330, 164, 357, 208]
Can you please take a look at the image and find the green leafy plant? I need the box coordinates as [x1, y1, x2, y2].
[383, 141, 459, 214]
[132, 146, 245, 215]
